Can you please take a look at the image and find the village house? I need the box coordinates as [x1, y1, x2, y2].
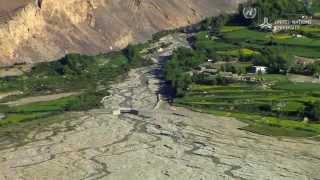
[252, 66, 268, 74]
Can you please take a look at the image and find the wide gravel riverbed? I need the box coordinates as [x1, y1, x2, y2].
[0, 34, 319, 180]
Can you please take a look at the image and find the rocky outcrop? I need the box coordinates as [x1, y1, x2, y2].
[0, 0, 243, 66]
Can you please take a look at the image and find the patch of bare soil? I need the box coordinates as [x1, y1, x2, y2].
[288, 73, 320, 83]
[0, 91, 22, 101]
[3, 92, 80, 106]
[0, 64, 32, 78]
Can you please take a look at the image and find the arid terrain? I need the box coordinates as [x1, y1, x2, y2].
[0, 0, 31, 16]
[0, 34, 319, 180]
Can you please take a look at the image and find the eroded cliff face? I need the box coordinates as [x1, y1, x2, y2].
[0, 0, 243, 66]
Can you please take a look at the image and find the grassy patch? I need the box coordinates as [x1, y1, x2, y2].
[217, 48, 260, 57]
[0, 90, 109, 126]
[273, 81, 320, 92]
[259, 74, 289, 83]
[0, 113, 52, 127]
[223, 28, 271, 42]
[270, 33, 292, 40]
[300, 25, 320, 33]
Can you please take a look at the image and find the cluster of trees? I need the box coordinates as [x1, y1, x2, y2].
[291, 61, 320, 76]
[193, 74, 235, 86]
[220, 63, 247, 74]
[311, 100, 320, 121]
[123, 44, 151, 67]
[26, 53, 130, 92]
[296, 100, 320, 122]
[199, 15, 230, 33]
[251, 48, 293, 73]
[164, 47, 206, 96]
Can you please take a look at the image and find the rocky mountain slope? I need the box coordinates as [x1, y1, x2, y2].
[0, 0, 243, 66]
[0, 0, 31, 17]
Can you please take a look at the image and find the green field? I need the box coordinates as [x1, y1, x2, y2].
[193, 26, 320, 59]
[175, 78, 320, 137]
[223, 28, 270, 42]
[0, 91, 109, 126]
[221, 26, 320, 58]
[216, 48, 260, 57]
[300, 25, 320, 33]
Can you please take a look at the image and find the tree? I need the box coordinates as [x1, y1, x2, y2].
[252, 0, 308, 22]
[253, 48, 293, 74]
[123, 44, 146, 67]
[312, 100, 320, 121]
[210, 15, 229, 33]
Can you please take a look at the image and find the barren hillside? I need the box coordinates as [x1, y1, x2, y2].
[0, 0, 31, 15]
[0, 0, 243, 66]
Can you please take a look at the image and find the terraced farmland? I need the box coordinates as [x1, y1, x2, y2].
[175, 78, 320, 137]
[221, 26, 320, 58]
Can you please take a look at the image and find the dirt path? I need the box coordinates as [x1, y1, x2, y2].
[0, 91, 22, 101]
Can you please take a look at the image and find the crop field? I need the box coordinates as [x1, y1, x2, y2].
[216, 48, 260, 57]
[195, 40, 236, 51]
[222, 28, 270, 43]
[0, 91, 108, 126]
[221, 26, 320, 58]
[300, 25, 320, 33]
[175, 78, 320, 137]
[195, 26, 320, 59]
